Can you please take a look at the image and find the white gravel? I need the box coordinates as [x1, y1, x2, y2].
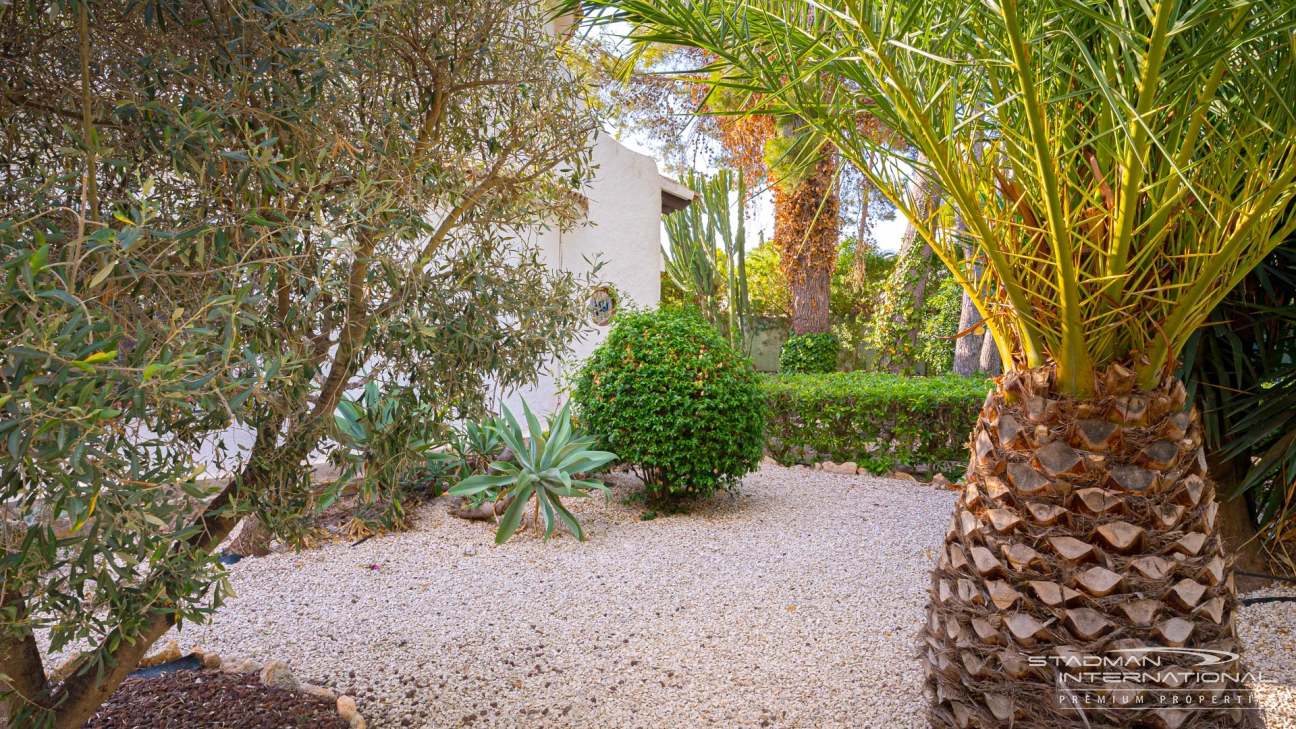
[140, 463, 1296, 728]
[167, 464, 952, 728]
[1238, 586, 1296, 728]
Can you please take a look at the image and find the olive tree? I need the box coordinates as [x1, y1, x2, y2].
[0, 0, 597, 725]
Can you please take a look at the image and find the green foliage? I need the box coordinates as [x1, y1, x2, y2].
[325, 383, 454, 524]
[0, 217, 248, 699]
[831, 240, 895, 370]
[448, 418, 507, 478]
[0, 0, 598, 722]
[1184, 232, 1296, 557]
[590, 0, 1296, 395]
[780, 333, 839, 374]
[744, 243, 789, 318]
[448, 402, 615, 544]
[762, 372, 991, 474]
[572, 307, 766, 500]
[916, 273, 964, 375]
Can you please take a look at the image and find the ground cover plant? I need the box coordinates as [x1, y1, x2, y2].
[572, 307, 765, 501]
[763, 372, 989, 474]
[583, 0, 1296, 727]
[0, 0, 597, 725]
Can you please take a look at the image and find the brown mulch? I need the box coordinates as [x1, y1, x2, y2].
[84, 670, 348, 729]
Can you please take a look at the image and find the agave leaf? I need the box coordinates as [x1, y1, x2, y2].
[448, 474, 517, 496]
[555, 450, 618, 474]
[498, 406, 532, 469]
[494, 482, 533, 544]
[551, 495, 585, 541]
[522, 400, 546, 464]
[536, 487, 558, 540]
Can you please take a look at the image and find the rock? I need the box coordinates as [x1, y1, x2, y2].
[931, 473, 954, 489]
[49, 652, 84, 681]
[338, 696, 358, 722]
[139, 640, 182, 669]
[301, 683, 338, 701]
[194, 649, 222, 670]
[259, 660, 297, 691]
[891, 471, 918, 482]
[221, 658, 257, 674]
[813, 462, 824, 471]
[761, 455, 777, 466]
[350, 716, 367, 729]
[822, 461, 858, 475]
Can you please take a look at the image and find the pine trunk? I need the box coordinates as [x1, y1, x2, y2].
[925, 364, 1260, 729]
[774, 151, 838, 336]
[978, 334, 1002, 376]
[952, 289, 984, 377]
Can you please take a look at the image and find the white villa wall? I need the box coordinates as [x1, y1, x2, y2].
[191, 134, 670, 473]
[499, 133, 665, 420]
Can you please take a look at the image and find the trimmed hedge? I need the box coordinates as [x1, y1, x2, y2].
[779, 332, 839, 374]
[762, 372, 991, 474]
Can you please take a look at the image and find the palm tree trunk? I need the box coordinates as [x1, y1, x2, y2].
[775, 151, 838, 336]
[925, 363, 1260, 729]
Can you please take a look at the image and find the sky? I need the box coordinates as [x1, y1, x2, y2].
[588, 22, 912, 255]
[615, 132, 911, 254]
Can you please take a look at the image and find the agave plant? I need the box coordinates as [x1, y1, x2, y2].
[448, 417, 507, 478]
[448, 401, 616, 544]
[324, 382, 453, 519]
[580, 0, 1296, 727]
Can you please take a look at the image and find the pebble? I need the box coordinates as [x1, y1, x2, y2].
[1237, 585, 1296, 727]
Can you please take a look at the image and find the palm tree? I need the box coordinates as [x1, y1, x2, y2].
[773, 143, 839, 335]
[576, 0, 1296, 726]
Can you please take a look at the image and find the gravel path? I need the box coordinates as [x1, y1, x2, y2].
[157, 464, 1296, 729]
[1238, 587, 1296, 727]
[171, 465, 951, 728]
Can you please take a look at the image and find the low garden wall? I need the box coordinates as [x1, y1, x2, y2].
[761, 372, 992, 475]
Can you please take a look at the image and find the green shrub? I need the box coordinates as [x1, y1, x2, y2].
[780, 332, 840, 373]
[762, 372, 991, 474]
[572, 307, 766, 500]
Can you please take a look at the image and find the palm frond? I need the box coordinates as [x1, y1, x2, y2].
[581, 0, 1296, 396]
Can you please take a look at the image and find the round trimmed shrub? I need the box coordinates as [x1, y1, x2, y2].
[572, 307, 766, 500]
[779, 332, 839, 374]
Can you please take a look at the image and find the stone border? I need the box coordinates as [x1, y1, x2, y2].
[199, 648, 367, 729]
[805, 459, 961, 488]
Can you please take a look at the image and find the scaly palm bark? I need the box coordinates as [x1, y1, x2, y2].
[774, 150, 838, 336]
[925, 363, 1258, 729]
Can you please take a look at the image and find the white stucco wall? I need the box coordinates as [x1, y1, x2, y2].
[499, 133, 665, 420]
[190, 135, 666, 474]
